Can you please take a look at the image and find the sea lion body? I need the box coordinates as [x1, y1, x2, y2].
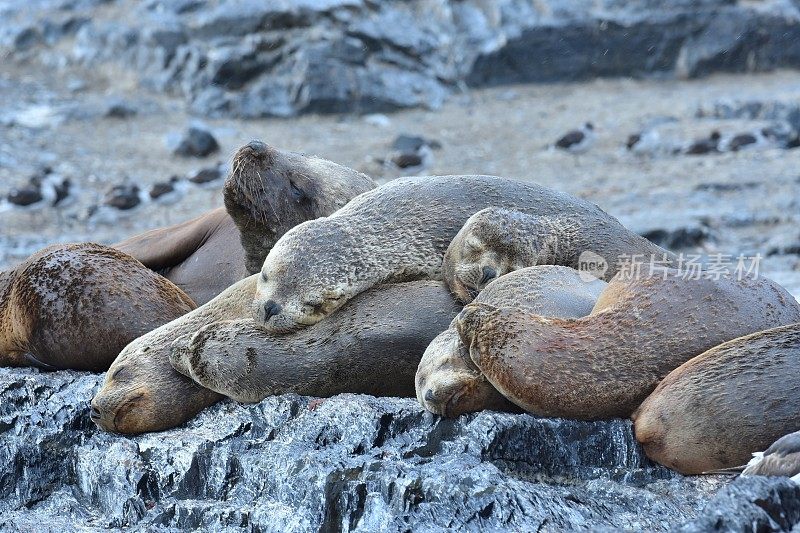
[114, 207, 247, 306]
[224, 140, 376, 274]
[443, 207, 674, 302]
[0, 243, 196, 371]
[91, 275, 258, 434]
[253, 174, 638, 333]
[170, 281, 461, 403]
[456, 270, 800, 420]
[632, 323, 800, 474]
[416, 266, 606, 417]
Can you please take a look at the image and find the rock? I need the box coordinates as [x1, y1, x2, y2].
[170, 127, 219, 158]
[641, 226, 712, 250]
[104, 99, 138, 118]
[6, 0, 800, 117]
[675, 477, 800, 533]
[103, 183, 142, 210]
[390, 134, 441, 153]
[0, 367, 737, 530]
[390, 152, 423, 169]
[187, 165, 222, 185]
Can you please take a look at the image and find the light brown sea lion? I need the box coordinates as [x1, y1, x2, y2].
[443, 207, 674, 302]
[455, 270, 800, 420]
[90, 275, 258, 434]
[252, 174, 647, 333]
[223, 140, 377, 274]
[113, 207, 248, 306]
[416, 266, 606, 417]
[169, 281, 461, 403]
[0, 243, 196, 371]
[632, 323, 800, 475]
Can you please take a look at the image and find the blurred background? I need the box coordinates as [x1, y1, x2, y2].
[1, 0, 799, 296]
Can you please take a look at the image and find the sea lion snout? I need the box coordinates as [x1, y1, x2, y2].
[245, 139, 270, 156]
[262, 300, 282, 320]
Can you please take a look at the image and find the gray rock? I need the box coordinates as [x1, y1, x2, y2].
[5, 0, 800, 117]
[169, 126, 219, 158]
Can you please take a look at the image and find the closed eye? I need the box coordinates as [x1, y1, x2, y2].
[290, 181, 306, 201]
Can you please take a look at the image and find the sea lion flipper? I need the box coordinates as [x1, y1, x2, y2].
[113, 208, 226, 272]
[23, 352, 57, 371]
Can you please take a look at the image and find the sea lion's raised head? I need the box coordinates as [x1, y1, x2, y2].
[224, 140, 374, 274]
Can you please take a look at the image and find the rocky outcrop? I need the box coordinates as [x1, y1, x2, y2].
[0, 366, 797, 531]
[4, 0, 800, 118]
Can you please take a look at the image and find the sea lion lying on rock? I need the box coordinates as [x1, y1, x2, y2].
[0, 243, 195, 371]
[169, 281, 461, 403]
[91, 275, 258, 433]
[443, 207, 674, 302]
[223, 140, 376, 275]
[633, 323, 800, 474]
[416, 266, 606, 417]
[455, 269, 800, 420]
[253, 174, 659, 333]
[113, 207, 247, 306]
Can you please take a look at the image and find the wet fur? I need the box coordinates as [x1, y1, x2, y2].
[633, 324, 800, 474]
[457, 270, 800, 420]
[170, 281, 461, 403]
[0, 243, 196, 371]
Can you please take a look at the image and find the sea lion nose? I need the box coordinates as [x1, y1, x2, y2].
[263, 300, 282, 320]
[480, 265, 497, 285]
[424, 389, 438, 404]
[90, 406, 101, 420]
[247, 140, 269, 154]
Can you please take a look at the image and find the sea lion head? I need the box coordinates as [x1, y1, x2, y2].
[91, 338, 221, 434]
[416, 327, 518, 417]
[444, 208, 529, 303]
[224, 140, 373, 274]
[252, 218, 364, 333]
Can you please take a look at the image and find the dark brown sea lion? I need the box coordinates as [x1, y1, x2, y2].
[169, 281, 461, 403]
[443, 207, 674, 302]
[455, 270, 800, 420]
[90, 275, 258, 434]
[0, 243, 196, 371]
[252, 174, 652, 333]
[416, 266, 606, 417]
[632, 323, 800, 475]
[114, 207, 247, 306]
[223, 140, 376, 274]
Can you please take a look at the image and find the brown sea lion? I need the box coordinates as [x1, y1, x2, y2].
[223, 140, 376, 274]
[90, 275, 258, 434]
[632, 323, 800, 475]
[455, 270, 800, 420]
[114, 207, 247, 306]
[0, 243, 196, 371]
[443, 207, 674, 302]
[252, 174, 647, 333]
[416, 266, 606, 417]
[169, 281, 461, 403]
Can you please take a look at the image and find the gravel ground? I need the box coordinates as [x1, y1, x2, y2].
[1, 62, 799, 296]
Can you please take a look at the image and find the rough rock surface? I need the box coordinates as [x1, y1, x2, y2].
[4, 0, 800, 117]
[0, 367, 797, 532]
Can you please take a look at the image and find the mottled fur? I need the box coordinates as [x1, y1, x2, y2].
[633, 325, 800, 475]
[0, 243, 195, 371]
[457, 270, 800, 420]
[170, 281, 461, 403]
[416, 266, 606, 417]
[224, 141, 376, 274]
[91, 275, 258, 434]
[254, 175, 617, 333]
[444, 207, 675, 302]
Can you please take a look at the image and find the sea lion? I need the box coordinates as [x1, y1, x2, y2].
[169, 281, 461, 403]
[252, 174, 647, 333]
[443, 207, 674, 302]
[632, 323, 800, 475]
[113, 207, 248, 306]
[455, 270, 800, 420]
[0, 243, 196, 371]
[90, 275, 258, 434]
[223, 140, 377, 275]
[416, 266, 606, 417]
